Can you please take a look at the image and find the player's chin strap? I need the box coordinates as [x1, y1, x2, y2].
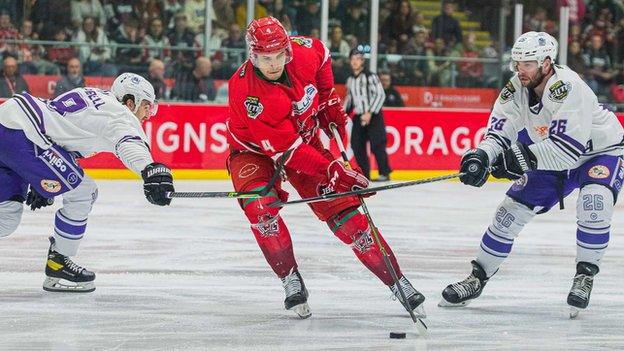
[328, 123, 425, 327]
[166, 152, 288, 199]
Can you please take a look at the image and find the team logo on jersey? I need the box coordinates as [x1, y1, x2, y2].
[238, 163, 259, 178]
[534, 125, 549, 137]
[588, 165, 610, 179]
[548, 80, 572, 102]
[351, 229, 374, 254]
[291, 36, 312, 48]
[41, 179, 62, 193]
[499, 81, 516, 104]
[254, 213, 280, 237]
[292, 84, 318, 115]
[244, 96, 264, 119]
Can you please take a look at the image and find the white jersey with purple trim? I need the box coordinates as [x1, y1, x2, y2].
[0, 88, 153, 174]
[479, 64, 624, 171]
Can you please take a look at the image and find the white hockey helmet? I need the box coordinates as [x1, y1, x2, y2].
[111, 72, 158, 116]
[509, 31, 558, 72]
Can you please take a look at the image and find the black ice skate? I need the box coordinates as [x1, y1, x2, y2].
[439, 260, 489, 307]
[43, 237, 95, 293]
[568, 262, 599, 319]
[281, 270, 311, 318]
[390, 276, 426, 318]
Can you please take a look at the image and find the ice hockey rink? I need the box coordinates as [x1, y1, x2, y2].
[2, 179, 623, 351]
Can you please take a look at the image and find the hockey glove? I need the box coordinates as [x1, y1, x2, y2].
[317, 91, 347, 139]
[459, 148, 490, 187]
[319, 160, 370, 196]
[25, 187, 54, 211]
[141, 162, 174, 206]
[491, 142, 537, 180]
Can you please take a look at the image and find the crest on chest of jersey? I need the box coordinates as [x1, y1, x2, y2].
[499, 81, 516, 104]
[244, 96, 264, 119]
[548, 80, 572, 103]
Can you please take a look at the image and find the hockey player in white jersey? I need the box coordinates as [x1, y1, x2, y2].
[0, 73, 175, 292]
[439, 32, 624, 317]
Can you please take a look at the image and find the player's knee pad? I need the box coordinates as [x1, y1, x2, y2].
[328, 209, 374, 253]
[0, 200, 24, 237]
[242, 194, 283, 235]
[61, 175, 98, 220]
[488, 196, 535, 241]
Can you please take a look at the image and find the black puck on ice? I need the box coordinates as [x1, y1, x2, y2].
[389, 332, 406, 339]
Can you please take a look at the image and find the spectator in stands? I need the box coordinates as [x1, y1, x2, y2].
[54, 58, 84, 98]
[343, 1, 369, 43]
[587, 0, 624, 22]
[44, 27, 77, 73]
[296, 0, 321, 36]
[583, 9, 617, 60]
[557, 0, 586, 26]
[170, 56, 216, 102]
[524, 7, 558, 33]
[235, 2, 267, 30]
[146, 59, 167, 100]
[220, 23, 245, 68]
[268, 0, 294, 33]
[583, 34, 615, 97]
[457, 32, 483, 87]
[402, 29, 429, 86]
[143, 18, 171, 63]
[328, 25, 350, 58]
[431, 0, 462, 50]
[0, 11, 20, 58]
[184, 0, 213, 34]
[0, 55, 29, 98]
[162, 0, 184, 29]
[379, 71, 404, 107]
[112, 18, 143, 73]
[0, 1, 18, 21]
[167, 12, 196, 76]
[611, 67, 624, 103]
[382, 1, 417, 53]
[71, 0, 106, 29]
[569, 23, 583, 46]
[567, 41, 586, 77]
[213, 0, 236, 36]
[427, 37, 456, 87]
[17, 20, 40, 75]
[134, 0, 163, 32]
[328, 0, 347, 28]
[31, 0, 72, 37]
[74, 16, 116, 76]
[102, 0, 134, 36]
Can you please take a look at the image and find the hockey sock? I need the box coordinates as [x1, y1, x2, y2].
[575, 184, 613, 266]
[329, 209, 402, 285]
[243, 192, 297, 278]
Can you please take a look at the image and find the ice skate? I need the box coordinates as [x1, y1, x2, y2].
[568, 262, 599, 319]
[281, 270, 311, 319]
[390, 276, 426, 318]
[43, 237, 95, 293]
[439, 260, 488, 307]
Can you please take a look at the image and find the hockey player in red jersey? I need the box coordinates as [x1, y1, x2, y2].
[226, 16, 425, 319]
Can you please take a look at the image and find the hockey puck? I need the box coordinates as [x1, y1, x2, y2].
[389, 332, 406, 339]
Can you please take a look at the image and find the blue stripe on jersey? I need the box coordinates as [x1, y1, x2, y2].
[550, 133, 585, 154]
[13, 95, 50, 147]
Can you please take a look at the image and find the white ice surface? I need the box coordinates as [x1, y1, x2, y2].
[2, 180, 624, 350]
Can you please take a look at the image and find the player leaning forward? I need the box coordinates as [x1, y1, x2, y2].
[440, 32, 624, 316]
[226, 16, 424, 318]
[0, 73, 175, 292]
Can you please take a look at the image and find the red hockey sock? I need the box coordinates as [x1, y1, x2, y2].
[328, 209, 402, 285]
[242, 193, 297, 278]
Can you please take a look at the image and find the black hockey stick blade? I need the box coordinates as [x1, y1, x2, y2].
[269, 172, 464, 207]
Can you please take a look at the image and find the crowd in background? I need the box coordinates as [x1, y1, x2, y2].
[0, 0, 623, 105]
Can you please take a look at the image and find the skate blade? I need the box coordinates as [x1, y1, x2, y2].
[43, 277, 95, 293]
[438, 298, 471, 308]
[413, 304, 427, 319]
[569, 306, 580, 319]
[289, 302, 311, 319]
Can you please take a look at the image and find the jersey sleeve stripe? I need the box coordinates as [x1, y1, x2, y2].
[13, 95, 52, 147]
[550, 133, 585, 154]
[550, 135, 582, 158]
[486, 132, 512, 149]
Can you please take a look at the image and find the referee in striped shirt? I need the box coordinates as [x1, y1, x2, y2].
[344, 47, 391, 181]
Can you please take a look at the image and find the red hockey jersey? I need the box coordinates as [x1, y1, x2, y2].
[226, 36, 337, 177]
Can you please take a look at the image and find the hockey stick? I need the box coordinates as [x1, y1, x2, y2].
[268, 172, 462, 207]
[330, 125, 427, 332]
[166, 152, 287, 199]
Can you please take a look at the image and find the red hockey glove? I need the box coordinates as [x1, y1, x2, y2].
[318, 160, 370, 196]
[317, 92, 347, 139]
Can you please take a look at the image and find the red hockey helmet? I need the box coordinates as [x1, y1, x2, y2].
[246, 16, 292, 66]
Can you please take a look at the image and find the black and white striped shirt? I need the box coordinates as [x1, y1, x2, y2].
[344, 70, 386, 115]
